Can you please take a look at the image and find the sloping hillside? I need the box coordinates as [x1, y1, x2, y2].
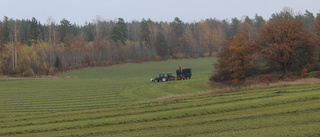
[0, 57, 319, 136]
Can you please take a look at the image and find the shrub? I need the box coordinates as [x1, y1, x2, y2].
[308, 71, 320, 78]
[138, 56, 144, 63]
[154, 56, 162, 61]
[301, 68, 308, 78]
[23, 68, 35, 77]
[244, 79, 256, 86]
[272, 78, 279, 83]
[315, 72, 320, 78]
[54, 57, 62, 69]
[13, 66, 21, 75]
[84, 53, 91, 66]
[48, 68, 55, 75]
[175, 53, 184, 59]
[285, 77, 291, 82]
[210, 70, 232, 83]
[260, 74, 271, 83]
[90, 61, 97, 67]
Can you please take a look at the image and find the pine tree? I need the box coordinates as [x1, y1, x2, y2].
[59, 18, 72, 42]
[140, 18, 151, 46]
[155, 32, 168, 57]
[28, 17, 40, 46]
[54, 57, 62, 69]
[2, 16, 9, 43]
[231, 17, 240, 36]
[111, 18, 127, 44]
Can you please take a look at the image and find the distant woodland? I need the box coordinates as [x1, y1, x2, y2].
[0, 8, 319, 78]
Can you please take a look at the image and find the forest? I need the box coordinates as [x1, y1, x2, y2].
[212, 8, 320, 85]
[0, 8, 319, 80]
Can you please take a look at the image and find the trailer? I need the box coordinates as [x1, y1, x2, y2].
[176, 68, 192, 80]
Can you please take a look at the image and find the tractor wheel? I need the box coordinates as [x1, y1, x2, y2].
[154, 79, 159, 83]
[162, 77, 167, 82]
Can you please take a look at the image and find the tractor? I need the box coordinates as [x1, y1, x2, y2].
[150, 65, 191, 83]
[151, 72, 175, 83]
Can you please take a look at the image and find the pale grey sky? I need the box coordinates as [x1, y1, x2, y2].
[0, 0, 319, 25]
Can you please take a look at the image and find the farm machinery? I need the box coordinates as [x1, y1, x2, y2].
[150, 65, 192, 83]
[150, 72, 175, 82]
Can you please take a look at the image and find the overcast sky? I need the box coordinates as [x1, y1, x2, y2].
[0, 0, 319, 25]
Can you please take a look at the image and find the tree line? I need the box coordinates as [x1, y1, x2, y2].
[0, 7, 318, 77]
[212, 8, 320, 86]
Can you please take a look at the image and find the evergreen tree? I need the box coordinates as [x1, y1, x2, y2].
[254, 14, 266, 31]
[59, 18, 72, 42]
[171, 17, 184, 37]
[169, 17, 184, 54]
[270, 7, 295, 21]
[111, 18, 127, 44]
[111, 25, 122, 43]
[83, 22, 95, 41]
[28, 17, 40, 45]
[0, 16, 9, 71]
[0, 21, 3, 70]
[231, 17, 240, 36]
[244, 16, 254, 26]
[222, 19, 232, 39]
[0, 22, 2, 44]
[2, 16, 9, 43]
[303, 10, 315, 30]
[140, 18, 151, 46]
[155, 32, 168, 57]
[54, 57, 62, 69]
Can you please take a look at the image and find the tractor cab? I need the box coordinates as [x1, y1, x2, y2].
[159, 73, 165, 77]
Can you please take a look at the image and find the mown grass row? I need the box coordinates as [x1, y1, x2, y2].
[1, 83, 319, 136]
[0, 83, 306, 126]
[0, 93, 281, 129]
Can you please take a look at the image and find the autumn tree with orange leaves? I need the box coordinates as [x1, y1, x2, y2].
[213, 33, 254, 85]
[257, 19, 316, 78]
[312, 14, 320, 46]
[311, 14, 320, 69]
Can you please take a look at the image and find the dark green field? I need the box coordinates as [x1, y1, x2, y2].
[0, 57, 319, 136]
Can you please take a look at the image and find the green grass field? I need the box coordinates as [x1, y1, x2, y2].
[0, 57, 319, 136]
